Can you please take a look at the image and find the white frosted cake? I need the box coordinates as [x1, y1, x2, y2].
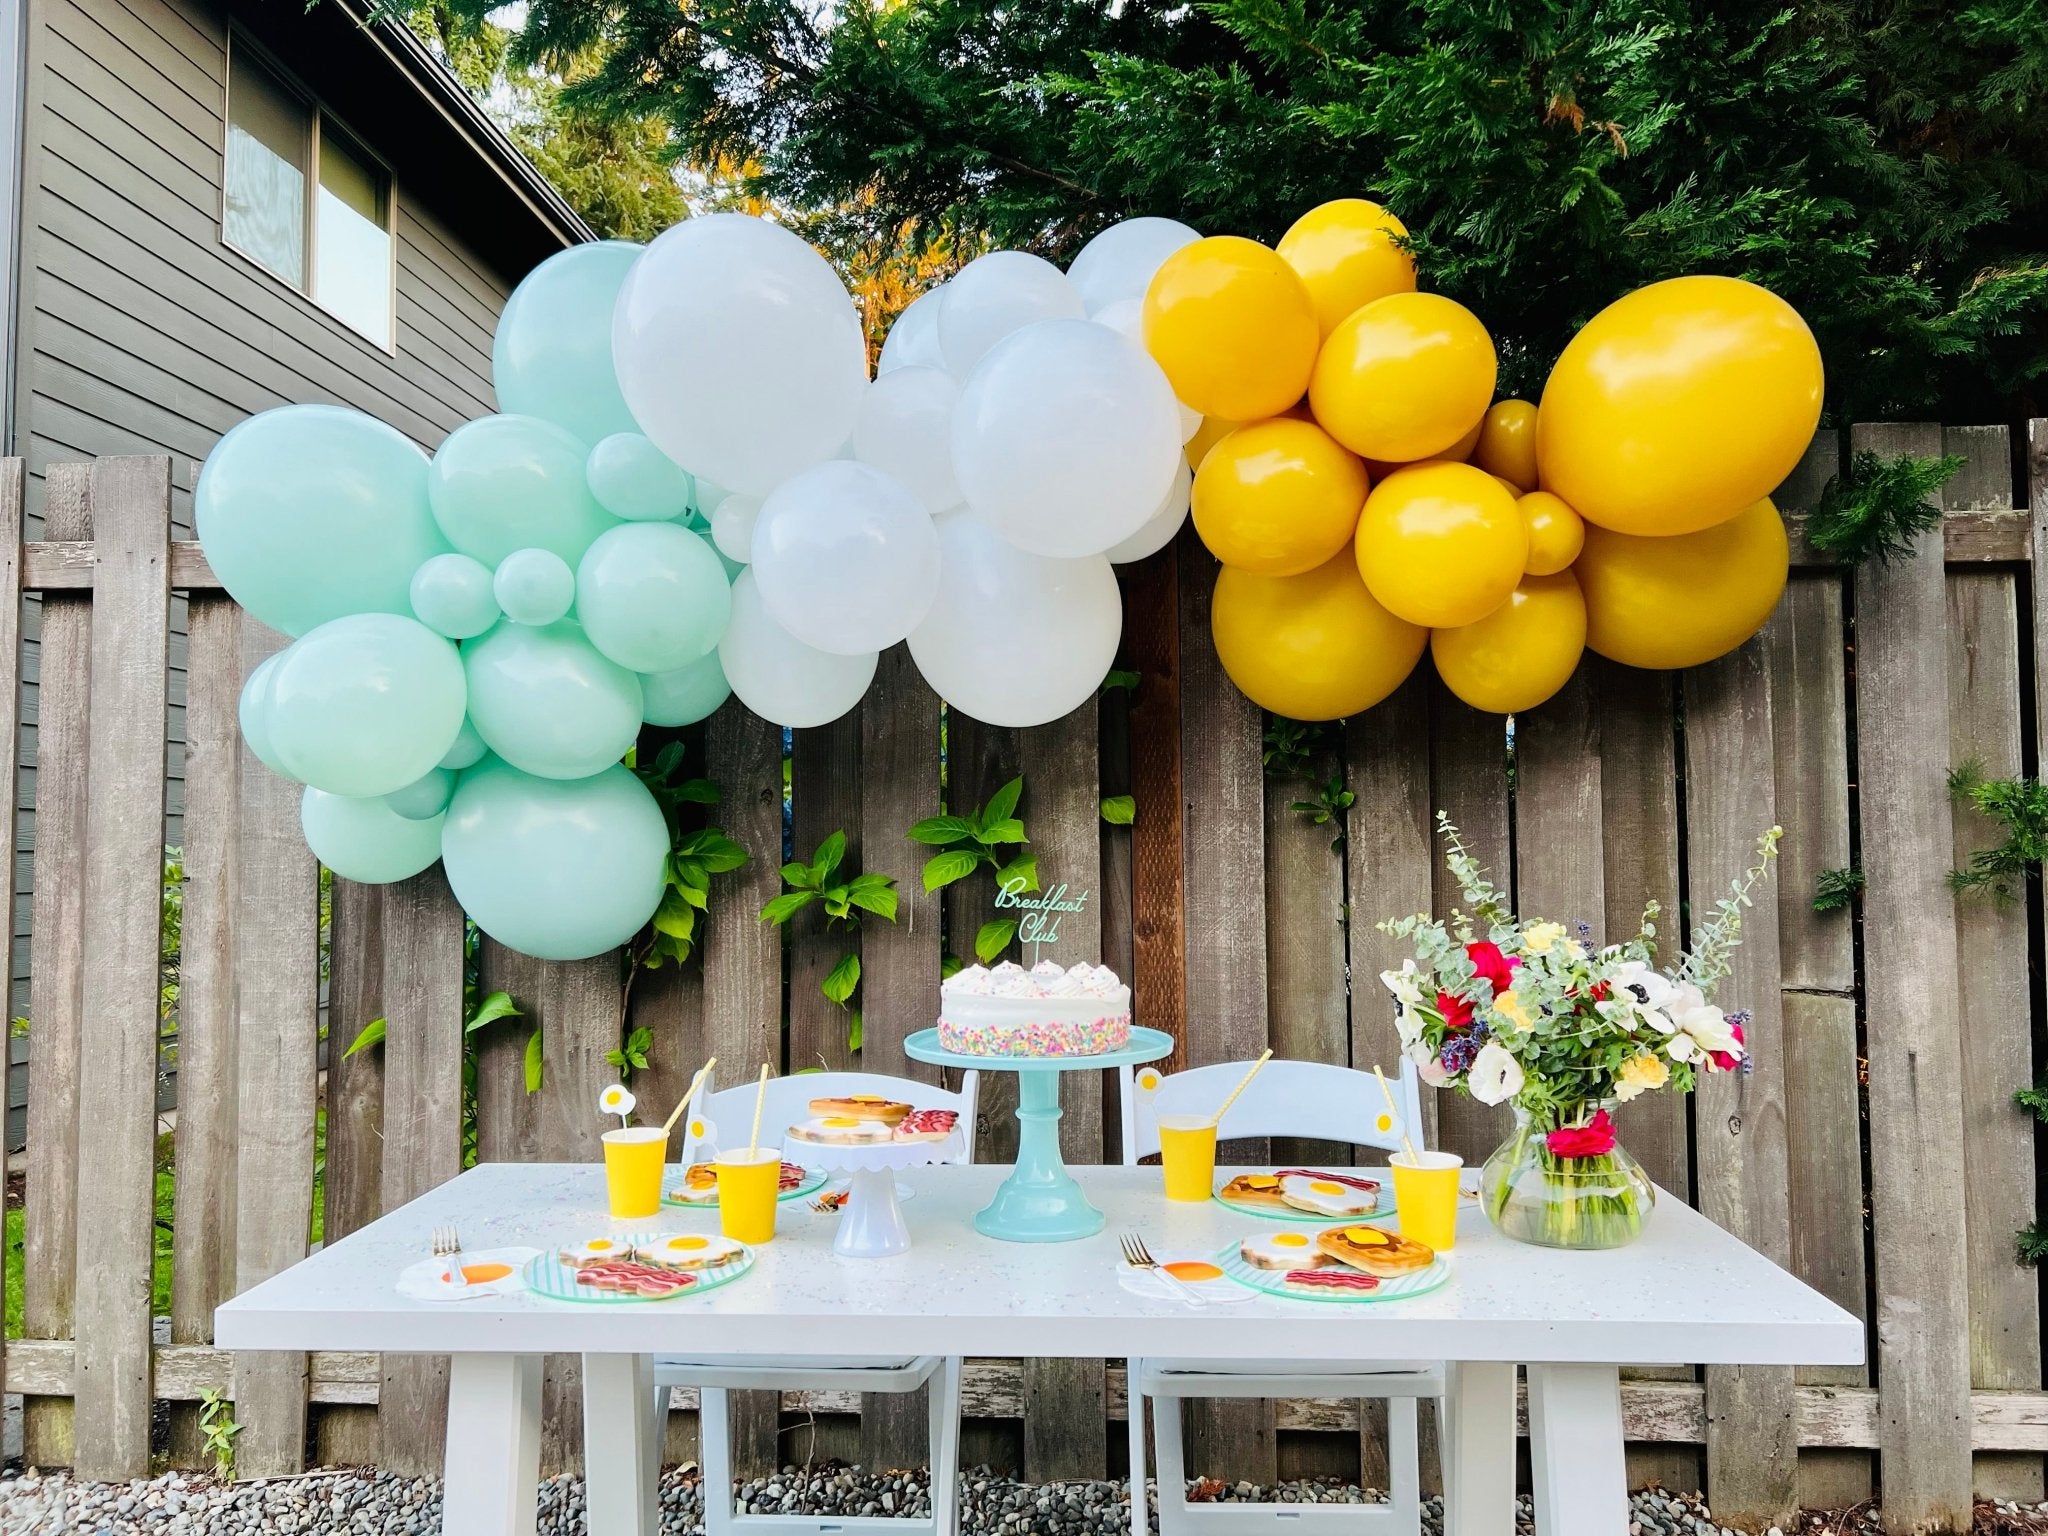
[937, 960, 1132, 1057]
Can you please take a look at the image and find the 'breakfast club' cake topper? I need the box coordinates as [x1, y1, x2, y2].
[994, 874, 1091, 960]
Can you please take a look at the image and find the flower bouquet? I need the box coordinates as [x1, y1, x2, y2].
[1380, 815, 1780, 1249]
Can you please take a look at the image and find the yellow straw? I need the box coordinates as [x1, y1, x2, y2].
[1210, 1049, 1273, 1128]
[1373, 1064, 1420, 1164]
[748, 1063, 771, 1157]
[663, 1056, 717, 1137]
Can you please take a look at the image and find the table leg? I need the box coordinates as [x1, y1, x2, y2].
[1526, 1364, 1628, 1536]
[1441, 1361, 1516, 1536]
[973, 1068, 1105, 1242]
[583, 1352, 660, 1536]
[441, 1353, 541, 1536]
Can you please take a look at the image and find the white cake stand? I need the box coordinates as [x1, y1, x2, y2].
[800, 1132, 964, 1258]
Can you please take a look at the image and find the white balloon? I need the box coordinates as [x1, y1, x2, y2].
[938, 252, 1083, 378]
[752, 462, 941, 654]
[1093, 299, 1202, 442]
[908, 512, 1121, 728]
[852, 366, 962, 514]
[613, 213, 867, 497]
[1065, 216, 1201, 315]
[719, 570, 878, 727]
[879, 286, 947, 374]
[1105, 455, 1192, 563]
[711, 494, 762, 564]
[951, 319, 1182, 558]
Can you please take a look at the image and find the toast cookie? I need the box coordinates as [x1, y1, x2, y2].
[1315, 1224, 1434, 1276]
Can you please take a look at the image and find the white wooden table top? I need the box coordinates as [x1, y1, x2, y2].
[214, 1162, 1862, 1367]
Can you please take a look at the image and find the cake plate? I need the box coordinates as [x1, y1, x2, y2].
[903, 1026, 1174, 1243]
[805, 1131, 965, 1258]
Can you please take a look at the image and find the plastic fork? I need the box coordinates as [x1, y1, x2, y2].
[433, 1226, 469, 1293]
[1120, 1232, 1205, 1307]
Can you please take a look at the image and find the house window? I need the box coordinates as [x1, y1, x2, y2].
[223, 40, 394, 348]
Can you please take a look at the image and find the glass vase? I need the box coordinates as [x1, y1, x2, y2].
[1479, 1103, 1655, 1249]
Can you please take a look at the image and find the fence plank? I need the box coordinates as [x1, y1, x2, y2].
[1177, 533, 1275, 1488]
[0, 462, 19, 1452]
[21, 463, 92, 1468]
[943, 712, 1023, 1162]
[1264, 727, 1347, 1169]
[1942, 424, 2042, 1503]
[70, 456, 171, 1480]
[324, 880, 385, 1243]
[1098, 669, 1136, 1164]
[1345, 672, 1434, 1104]
[1853, 421, 1975, 1536]
[626, 724, 708, 1130]
[377, 870, 469, 1477]
[1119, 549, 1185, 1064]
[790, 707, 864, 1073]
[167, 592, 242, 1469]
[229, 611, 321, 1479]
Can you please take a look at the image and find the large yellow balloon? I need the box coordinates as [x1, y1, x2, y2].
[1355, 462, 1525, 629]
[1193, 419, 1370, 576]
[1212, 551, 1426, 720]
[1536, 276, 1823, 535]
[1309, 293, 1498, 462]
[1431, 572, 1587, 714]
[1577, 497, 1789, 669]
[1518, 491, 1585, 575]
[1276, 199, 1417, 338]
[1144, 237, 1321, 422]
[1473, 400, 1539, 492]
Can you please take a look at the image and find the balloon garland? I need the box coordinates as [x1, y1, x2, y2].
[197, 202, 1821, 962]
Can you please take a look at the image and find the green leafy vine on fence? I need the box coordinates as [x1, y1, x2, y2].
[1948, 758, 2048, 903]
[759, 831, 898, 1054]
[1806, 450, 1965, 567]
[910, 775, 1036, 964]
[1263, 717, 1352, 851]
[1812, 866, 1864, 913]
[198, 1387, 241, 1479]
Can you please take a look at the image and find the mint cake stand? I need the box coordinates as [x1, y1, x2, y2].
[903, 1026, 1174, 1242]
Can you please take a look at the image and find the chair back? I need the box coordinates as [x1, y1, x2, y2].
[1116, 1057, 1425, 1164]
[681, 1069, 980, 1167]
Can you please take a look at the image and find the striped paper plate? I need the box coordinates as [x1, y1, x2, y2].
[1216, 1240, 1450, 1305]
[521, 1242, 756, 1305]
[1212, 1172, 1393, 1222]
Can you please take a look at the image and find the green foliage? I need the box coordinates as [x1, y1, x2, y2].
[1949, 759, 2048, 901]
[198, 1388, 242, 1478]
[606, 1025, 653, 1079]
[632, 750, 751, 971]
[2019, 1083, 2048, 1263]
[974, 918, 1018, 964]
[760, 831, 899, 1050]
[908, 776, 1036, 895]
[1099, 794, 1135, 826]
[1812, 866, 1865, 913]
[1807, 452, 1965, 567]
[1100, 669, 1141, 694]
[1261, 718, 1331, 781]
[1289, 775, 1356, 851]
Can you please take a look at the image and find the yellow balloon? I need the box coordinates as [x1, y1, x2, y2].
[1361, 417, 1484, 483]
[1192, 419, 1370, 576]
[1276, 198, 1417, 338]
[1577, 497, 1789, 669]
[1212, 551, 1426, 720]
[1473, 400, 1539, 492]
[1186, 415, 1242, 472]
[1536, 275, 1823, 535]
[1309, 293, 1498, 462]
[1431, 572, 1587, 714]
[1354, 462, 1525, 629]
[1518, 491, 1585, 576]
[1144, 237, 1321, 422]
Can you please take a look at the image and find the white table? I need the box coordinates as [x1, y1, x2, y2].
[215, 1163, 1859, 1536]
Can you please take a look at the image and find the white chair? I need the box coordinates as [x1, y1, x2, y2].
[1116, 1059, 1440, 1536]
[654, 1069, 980, 1536]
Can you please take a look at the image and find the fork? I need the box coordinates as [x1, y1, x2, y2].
[433, 1226, 469, 1293]
[1120, 1232, 1205, 1307]
[810, 1189, 849, 1214]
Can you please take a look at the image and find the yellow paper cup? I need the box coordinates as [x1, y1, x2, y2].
[603, 1127, 667, 1220]
[1158, 1115, 1219, 1203]
[1390, 1149, 1462, 1252]
[716, 1148, 782, 1244]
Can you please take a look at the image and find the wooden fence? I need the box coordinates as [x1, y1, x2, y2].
[4, 424, 2046, 1535]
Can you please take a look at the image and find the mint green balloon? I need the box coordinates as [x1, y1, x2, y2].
[493, 241, 644, 447]
[575, 522, 731, 674]
[411, 553, 500, 639]
[197, 404, 449, 637]
[238, 652, 297, 780]
[441, 758, 668, 960]
[270, 614, 467, 798]
[301, 787, 445, 884]
[440, 717, 488, 771]
[463, 620, 643, 780]
[493, 548, 576, 626]
[428, 415, 621, 568]
[639, 650, 732, 727]
[587, 433, 693, 522]
[385, 767, 456, 821]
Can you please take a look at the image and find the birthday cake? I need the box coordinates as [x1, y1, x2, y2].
[937, 960, 1131, 1057]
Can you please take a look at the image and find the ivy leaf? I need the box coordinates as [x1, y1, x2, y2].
[983, 776, 1024, 826]
[994, 852, 1039, 893]
[677, 830, 748, 873]
[907, 815, 975, 845]
[922, 848, 984, 891]
[974, 919, 1017, 964]
[781, 860, 820, 891]
[821, 952, 861, 1006]
[654, 742, 686, 778]
[466, 991, 522, 1033]
[1100, 794, 1135, 825]
[343, 1017, 386, 1057]
[814, 830, 848, 880]
[976, 817, 1028, 845]
[760, 890, 818, 925]
[847, 882, 900, 922]
[523, 1029, 544, 1094]
[654, 888, 699, 939]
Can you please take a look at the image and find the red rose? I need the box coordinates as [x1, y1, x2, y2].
[1435, 990, 1476, 1031]
[1545, 1109, 1617, 1159]
[1466, 941, 1518, 998]
[1709, 1020, 1747, 1073]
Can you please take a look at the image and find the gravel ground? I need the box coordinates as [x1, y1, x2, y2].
[3, 1460, 2026, 1536]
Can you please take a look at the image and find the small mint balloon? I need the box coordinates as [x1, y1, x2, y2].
[575, 522, 731, 674]
[196, 404, 450, 637]
[428, 415, 621, 568]
[385, 767, 456, 821]
[493, 548, 576, 626]
[492, 241, 644, 448]
[410, 553, 500, 639]
[639, 650, 732, 728]
[441, 759, 669, 961]
[269, 614, 468, 798]
[439, 717, 488, 771]
[238, 652, 296, 780]
[302, 787, 444, 884]
[463, 619, 643, 781]
[587, 434, 693, 522]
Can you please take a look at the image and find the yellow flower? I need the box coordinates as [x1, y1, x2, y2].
[1493, 990, 1535, 1032]
[1522, 921, 1565, 954]
[1615, 1052, 1669, 1102]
